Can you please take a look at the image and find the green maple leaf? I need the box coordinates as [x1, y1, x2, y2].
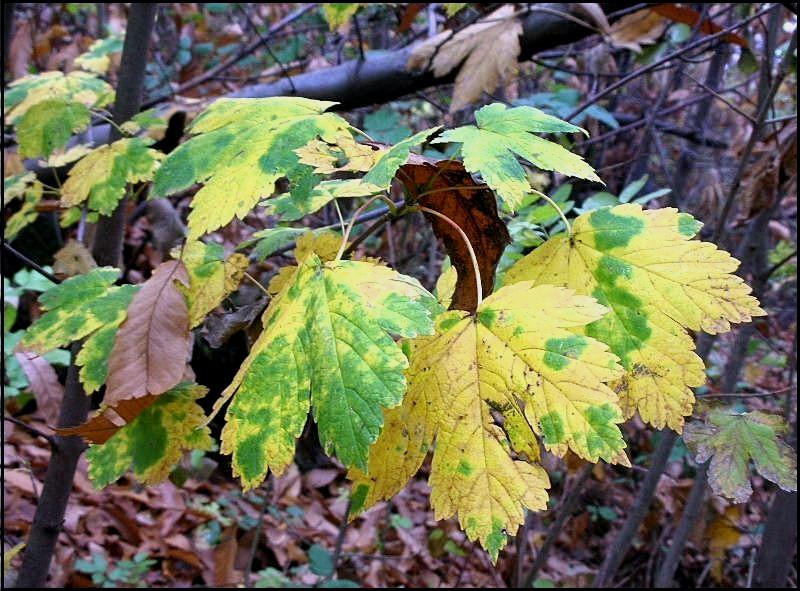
[16, 99, 91, 158]
[217, 254, 437, 489]
[21, 267, 139, 393]
[432, 103, 599, 210]
[61, 137, 163, 215]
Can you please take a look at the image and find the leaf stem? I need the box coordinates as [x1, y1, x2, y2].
[243, 271, 270, 297]
[531, 189, 572, 237]
[418, 206, 483, 308]
[335, 194, 385, 261]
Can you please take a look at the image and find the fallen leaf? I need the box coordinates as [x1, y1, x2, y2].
[13, 350, 63, 426]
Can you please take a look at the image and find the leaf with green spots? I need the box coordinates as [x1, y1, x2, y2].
[504, 204, 766, 431]
[4, 70, 114, 123]
[432, 103, 599, 210]
[217, 255, 437, 489]
[264, 178, 384, 221]
[86, 382, 213, 488]
[350, 283, 626, 560]
[74, 34, 124, 74]
[61, 137, 164, 215]
[151, 97, 351, 239]
[684, 408, 797, 503]
[176, 241, 248, 328]
[20, 267, 139, 394]
[16, 99, 90, 158]
[5, 179, 43, 241]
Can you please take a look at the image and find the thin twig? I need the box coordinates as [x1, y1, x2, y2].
[2, 241, 61, 284]
[4, 416, 56, 446]
[142, 4, 315, 108]
[567, 5, 775, 122]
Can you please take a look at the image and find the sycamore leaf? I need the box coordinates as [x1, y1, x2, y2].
[504, 204, 766, 430]
[104, 260, 191, 406]
[4, 172, 37, 205]
[684, 408, 797, 503]
[40, 144, 94, 168]
[218, 254, 436, 489]
[5, 179, 43, 241]
[151, 97, 351, 239]
[407, 5, 522, 112]
[16, 99, 91, 158]
[350, 283, 625, 559]
[85, 382, 212, 487]
[176, 241, 249, 328]
[61, 137, 163, 215]
[243, 227, 307, 261]
[295, 133, 382, 174]
[19, 267, 139, 394]
[74, 34, 124, 74]
[433, 103, 599, 210]
[322, 3, 360, 30]
[3, 70, 114, 122]
[264, 178, 384, 221]
[266, 230, 345, 296]
[362, 127, 441, 188]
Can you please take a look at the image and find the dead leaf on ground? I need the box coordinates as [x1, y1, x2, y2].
[13, 350, 64, 426]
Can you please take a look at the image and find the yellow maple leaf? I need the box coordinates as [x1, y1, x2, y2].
[504, 204, 765, 431]
[351, 282, 626, 559]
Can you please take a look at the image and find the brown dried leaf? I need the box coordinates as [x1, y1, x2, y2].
[400, 158, 510, 313]
[104, 260, 191, 406]
[407, 5, 522, 112]
[14, 350, 63, 426]
[53, 239, 98, 279]
[608, 9, 667, 53]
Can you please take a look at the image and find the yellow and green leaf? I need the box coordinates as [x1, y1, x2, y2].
[74, 34, 124, 74]
[20, 267, 139, 393]
[177, 241, 249, 328]
[432, 103, 598, 210]
[351, 283, 625, 559]
[5, 179, 43, 241]
[16, 99, 91, 158]
[3, 70, 114, 122]
[151, 97, 351, 239]
[504, 204, 766, 430]
[86, 382, 213, 487]
[61, 137, 164, 215]
[219, 254, 436, 489]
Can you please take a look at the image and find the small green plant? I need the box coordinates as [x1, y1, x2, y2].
[74, 551, 156, 588]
